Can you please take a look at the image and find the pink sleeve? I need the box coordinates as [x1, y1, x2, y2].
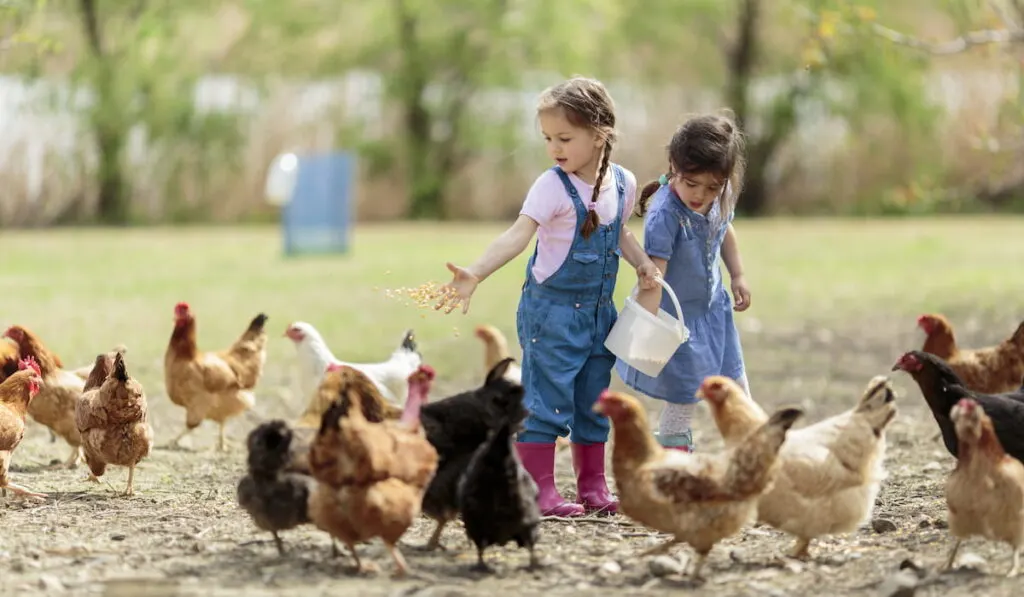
[520, 170, 564, 227]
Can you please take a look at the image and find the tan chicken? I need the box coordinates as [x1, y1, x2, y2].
[945, 397, 1024, 577]
[0, 358, 45, 499]
[164, 303, 268, 451]
[295, 363, 402, 429]
[918, 313, 1024, 394]
[3, 325, 85, 467]
[699, 375, 898, 559]
[76, 351, 153, 496]
[0, 338, 19, 381]
[594, 389, 802, 579]
[307, 365, 439, 576]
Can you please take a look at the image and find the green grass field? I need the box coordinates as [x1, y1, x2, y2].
[2, 216, 1021, 386]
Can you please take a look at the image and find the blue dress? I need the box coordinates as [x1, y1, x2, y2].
[516, 165, 626, 445]
[615, 184, 746, 405]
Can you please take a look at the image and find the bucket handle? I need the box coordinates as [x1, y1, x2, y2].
[629, 277, 686, 339]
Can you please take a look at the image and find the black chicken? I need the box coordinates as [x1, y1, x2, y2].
[418, 357, 526, 550]
[237, 420, 315, 555]
[456, 379, 539, 572]
[892, 350, 1024, 461]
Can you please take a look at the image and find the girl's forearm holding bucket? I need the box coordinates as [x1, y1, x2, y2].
[637, 257, 667, 315]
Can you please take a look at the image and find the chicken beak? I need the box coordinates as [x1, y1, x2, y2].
[694, 388, 706, 400]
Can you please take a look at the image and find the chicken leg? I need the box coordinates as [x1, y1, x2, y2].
[690, 550, 710, 580]
[384, 541, 410, 578]
[1, 482, 47, 500]
[124, 465, 136, 496]
[424, 521, 447, 550]
[217, 423, 227, 452]
[168, 426, 194, 449]
[272, 531, 285, 555]
[62, 445, 82, 469]
[1009, 547, 1020, 578]
[943, 539, 962, 571]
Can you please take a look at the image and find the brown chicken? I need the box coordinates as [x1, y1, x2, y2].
[0, 338, 19, 381]
[945, 397, 1024, 577]
[164, 303, 268, 451]
[296, 363, 402, 429]
[0, 357, 45, 499]
[75, 351, 154, 495]
[307, 365, 439, 576]
[594, 389, 802, 579]
[3, 325, 85, 467]
[700, 375, 898, 559]
[918, 313, 1024, 394]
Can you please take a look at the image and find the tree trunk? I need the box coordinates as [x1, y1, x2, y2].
[78, 0, 130, 225]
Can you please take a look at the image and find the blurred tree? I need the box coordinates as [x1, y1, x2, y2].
[619, 0, 938, 216]
[871, 0, 1024, 209]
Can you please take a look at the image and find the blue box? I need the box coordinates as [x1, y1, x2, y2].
[281, 152, 356, 256]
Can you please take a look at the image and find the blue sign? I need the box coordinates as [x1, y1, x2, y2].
[281, 152, 355, 256]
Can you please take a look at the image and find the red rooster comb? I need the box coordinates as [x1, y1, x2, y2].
[416, 364, 435, 381]
[174, 302, 190, 315]
[18, 355, 41, 377]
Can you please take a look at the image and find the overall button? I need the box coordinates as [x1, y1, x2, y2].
[575, 303, 580, 308]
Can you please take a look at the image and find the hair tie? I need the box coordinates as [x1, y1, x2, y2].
[658, 174, 669, 186]
[586, 201, 597, 212]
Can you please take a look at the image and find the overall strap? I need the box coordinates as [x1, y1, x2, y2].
[611, 164, 625, 236]
[551, 166, 588, 215]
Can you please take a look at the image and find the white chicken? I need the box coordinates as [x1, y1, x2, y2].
[699, 375, 898, 559]
[284, 322, 422, 406]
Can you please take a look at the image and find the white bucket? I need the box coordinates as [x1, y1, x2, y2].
[605, 277, 690, 378]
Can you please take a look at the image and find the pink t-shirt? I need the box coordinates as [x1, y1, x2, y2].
[519, 165, 637, 283]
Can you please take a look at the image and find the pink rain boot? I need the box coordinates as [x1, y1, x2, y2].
[516, 442, 586, 517]
[571, 443, 618, 514]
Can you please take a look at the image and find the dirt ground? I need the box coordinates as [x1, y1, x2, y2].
[3, 309, 1024, 597]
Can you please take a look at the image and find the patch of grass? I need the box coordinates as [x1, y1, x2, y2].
[1, 216, 1022, 395]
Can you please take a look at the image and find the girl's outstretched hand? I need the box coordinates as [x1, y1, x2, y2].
[436, 262, 480, 314]
[635, 260, 661, 291]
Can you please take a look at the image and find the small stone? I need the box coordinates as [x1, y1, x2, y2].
[917, 516, 933, 529]
[922, 461, 944, 472]
[38, 575, 64, 592]
[955, 552, 986, 570]
[932, 518, 948, 529]
[872, 518, 898, 533]
[599, 561, 621, 576]
[648, 555, 684, 577]
[110, 534, 126, 541]
[877, 569, 918, 597]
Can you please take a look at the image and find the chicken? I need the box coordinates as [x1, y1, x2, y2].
[475, 325, 522, 384]
[892, 350, 1024, 462]
[307, 365, 439, 576]
[295, 363, 402, 430]
[945, 398, 1024, 577]
[700, 375, 898, 559]
[70, 344, 128, 381]
[237, 420, 316, 555]
[285, 321, 421, 405]
[164, 303, 268, 451]
[918, 314, 1024, 394]
[0, 338, 19, 381]
[0, 358, 45, 499]
[456, 383, 540, 571]
[75, 351, 153, 496]
[594, 389, 802, 579]
[3, 325, 85, 467]
[419, 357, 526, 550]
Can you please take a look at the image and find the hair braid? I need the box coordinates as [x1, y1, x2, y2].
[581, 141, 611, 239]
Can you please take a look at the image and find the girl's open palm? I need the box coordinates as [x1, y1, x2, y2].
[437, 262, 479, 314]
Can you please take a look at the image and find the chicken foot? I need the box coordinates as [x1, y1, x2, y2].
[690, 550, 710, 581]
[272, 531, 285, 556]
[167, 426, 194, 449]
[789, 537, 812, 560]
[943, 539, 962, 571]
[472, 548, 493, 573]
[1008, 547, 1020, 578]
[1, 482, 47, 500]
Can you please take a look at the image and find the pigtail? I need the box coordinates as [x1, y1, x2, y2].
[636, 175, 666, 217]
[580, 141, 611, 239]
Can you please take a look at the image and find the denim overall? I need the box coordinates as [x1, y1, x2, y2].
[516, 165, 625, 445]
